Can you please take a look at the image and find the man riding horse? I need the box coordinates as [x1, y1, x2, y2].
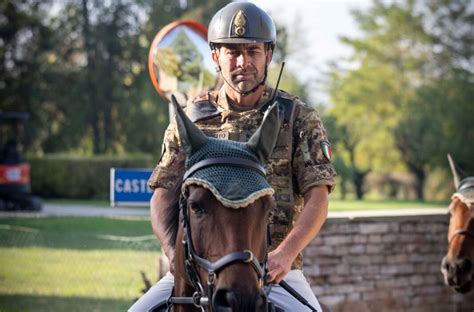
[130, 2, 336, 311]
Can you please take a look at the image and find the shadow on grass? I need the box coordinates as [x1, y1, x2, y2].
[0, 294, 134, 311]
[0, 217, 161, 251]
[0, 229, 160, 251]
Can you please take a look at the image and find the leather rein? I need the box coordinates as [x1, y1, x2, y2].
[168, 157, 268, 310]
[448, 180, 474, 244]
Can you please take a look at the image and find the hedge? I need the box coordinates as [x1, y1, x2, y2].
[27, 154, 155, 200]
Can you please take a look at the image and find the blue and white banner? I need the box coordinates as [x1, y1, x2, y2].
[110, 168, 153, 206]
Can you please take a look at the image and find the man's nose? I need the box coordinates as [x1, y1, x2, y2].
[236, 53, 248, 68]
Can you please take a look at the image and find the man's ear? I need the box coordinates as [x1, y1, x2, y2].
[266, 48, 273, 66]
[211, 49, 219, 66]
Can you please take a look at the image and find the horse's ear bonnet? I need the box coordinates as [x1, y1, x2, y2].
[448, 154, 474, 206]
[172, 95, 281, 208]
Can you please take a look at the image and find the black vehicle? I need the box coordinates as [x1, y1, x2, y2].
[0, 112, 42, 211]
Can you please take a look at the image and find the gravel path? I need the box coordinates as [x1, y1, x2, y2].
[0, 203, 447, 219]
[0, 203, 150, 218]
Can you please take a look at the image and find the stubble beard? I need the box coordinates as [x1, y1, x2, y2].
[228, 66, 263, 94]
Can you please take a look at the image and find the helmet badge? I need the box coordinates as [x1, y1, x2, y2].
[233, 10, 247, 37]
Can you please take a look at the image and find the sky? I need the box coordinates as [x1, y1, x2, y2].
[244, 0, 373, 102]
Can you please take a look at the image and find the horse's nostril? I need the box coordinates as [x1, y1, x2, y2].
[462, 258, 472, 271]
[441, 256, 451, 274]
[213, 289, 233, 310]
[225, 291, 238, 307]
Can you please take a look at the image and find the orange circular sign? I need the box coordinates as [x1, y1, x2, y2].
[148, 20, 216, 103]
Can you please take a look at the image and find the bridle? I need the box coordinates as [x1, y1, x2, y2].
[448, 180, 474, 245]
[168, 157, 269, 311]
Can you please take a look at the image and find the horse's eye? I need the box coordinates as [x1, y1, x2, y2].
[189, 203, 206, 216]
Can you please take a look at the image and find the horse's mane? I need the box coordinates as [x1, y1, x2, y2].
[163, 178, 183, 249]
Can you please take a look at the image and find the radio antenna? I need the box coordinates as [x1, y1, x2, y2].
[270, 61, 285, 102]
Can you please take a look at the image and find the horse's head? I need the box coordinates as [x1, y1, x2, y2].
[441, 154, 474, 293]
[171, 95, 281, 311]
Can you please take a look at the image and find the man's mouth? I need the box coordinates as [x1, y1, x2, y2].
[233, 67, 255, 76]
[234, 72, 254, 80]
[236, 74, 250, 79]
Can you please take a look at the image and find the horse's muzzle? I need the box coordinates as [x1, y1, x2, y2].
[213, 288, 268, 312]
[441, 255, 473, 293]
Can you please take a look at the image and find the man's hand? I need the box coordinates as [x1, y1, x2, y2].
[266, 247, 294, 284]
[266, 185, 329, 284]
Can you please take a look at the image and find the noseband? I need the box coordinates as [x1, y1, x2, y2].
[449, 228, 474, 244]
[169, 157, 268, 310]
[449, 180, 474, 244]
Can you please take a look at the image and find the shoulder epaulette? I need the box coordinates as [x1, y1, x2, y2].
[191, 91, 210, 103]
[187, 91, 221, 123]
[259, 93, 294, 125]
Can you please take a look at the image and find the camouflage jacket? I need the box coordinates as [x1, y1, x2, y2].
[149, 86, 337, 269]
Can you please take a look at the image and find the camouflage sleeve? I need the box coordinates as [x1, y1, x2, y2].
[292, 104, 337, 194]
[148, 120, 185, 191]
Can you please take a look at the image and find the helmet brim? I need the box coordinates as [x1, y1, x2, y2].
[210, 37, 273, 45]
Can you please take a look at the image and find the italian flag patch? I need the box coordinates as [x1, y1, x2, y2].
[321, 141, 332, 161]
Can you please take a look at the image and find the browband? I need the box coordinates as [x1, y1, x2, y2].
[183, 157, 266, 181]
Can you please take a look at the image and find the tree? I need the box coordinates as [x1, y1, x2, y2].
[1, 0, 315, 160]
[0, 0, 58, 151]
[323, 116, 354, 200]
[326, 0, 463, 200]
[393, 102, 441, 200]
[422, 0, 474, 172]
[327, 59, 403, 199]
[1, 0, 233, 156]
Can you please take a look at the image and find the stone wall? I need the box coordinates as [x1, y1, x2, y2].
[304, 213, 474, 312]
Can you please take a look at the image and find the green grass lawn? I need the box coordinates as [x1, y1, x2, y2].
[328, 198, 448, 211]
[0, 199, 449, 311]
[0, 217, 162, 311]
[44, 197, 449, 211]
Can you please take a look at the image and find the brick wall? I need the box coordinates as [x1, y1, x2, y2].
[304, 213, 474, 312]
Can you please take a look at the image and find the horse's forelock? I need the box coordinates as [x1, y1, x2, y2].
[452, 190, 474, 209]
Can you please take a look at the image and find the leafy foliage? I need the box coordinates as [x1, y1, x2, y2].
[327, 0, 474, 200]
[0, 0, 231, 156]
[28, 154, 153, 199]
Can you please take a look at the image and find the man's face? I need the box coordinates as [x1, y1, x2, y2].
[212, 43, 272, 94]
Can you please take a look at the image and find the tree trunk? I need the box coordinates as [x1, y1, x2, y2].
[82, 0, 101, 154]
[353, 170, 368, 200]
[412, 166, 426, 201]
[340, 178, 347, 200]
[346, 144, 369, 200]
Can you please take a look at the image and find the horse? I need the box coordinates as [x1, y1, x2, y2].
[162, 95, 282, 312]
[441, 154, 474, 293]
